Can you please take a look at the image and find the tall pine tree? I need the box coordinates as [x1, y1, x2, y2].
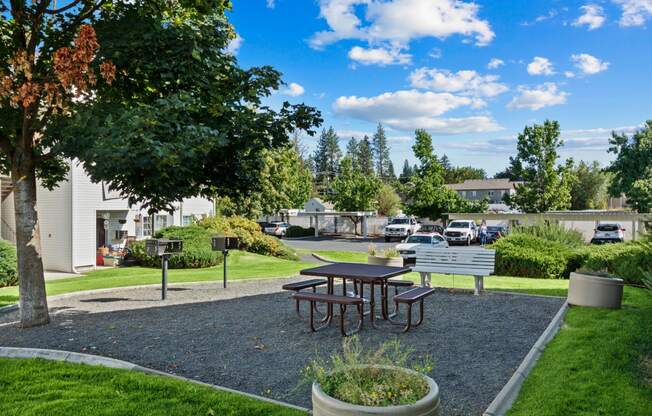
[346, 137, 360, 169]
[399, 159, 413, 184]
[313, 127, 342, 191]
[357, 135, 375, 177]
[372, 123, 391, 180]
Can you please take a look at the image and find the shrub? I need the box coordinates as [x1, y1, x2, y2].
[581, 241, 652, 284]
[0, 240, 18, 287]
[285, 225, 315, 238]
[511, 222, 586, 248]
[197, 216, 298, 260]
[130, 225, 222, 269]
[301, 336, 433, 407]
[492, 234, 584, 279]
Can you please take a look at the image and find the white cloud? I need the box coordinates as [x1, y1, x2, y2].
[266, 0, 276, 8]
[564, 70, 576, 78]
[487, 58, 504, 69]
[225, 34, 243, 55]
[348, 45, 411, 65]
[613, 0, 652, 27]
[521, 9, 559, 26]
[507, 83, 569, 110]
[282, 82, 305, 97]
[429, 48, 442, 59]
[571, 53, 610, 75]
[310, 0, 495, 52]
[338, 130, 412, 142]
[333, 89, 501, 134]
[527, 57, 555, 75]
[573, 4, 606, 30]
[409, 67, 508, 97]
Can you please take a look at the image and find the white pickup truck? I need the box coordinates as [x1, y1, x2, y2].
[444, 220, 478, 246]
[384, 217, 421, 242]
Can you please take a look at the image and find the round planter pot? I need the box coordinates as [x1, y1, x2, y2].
[568, 272, 624, 309]
[368, 255, 404, 267]
[312, 365, 440, 416]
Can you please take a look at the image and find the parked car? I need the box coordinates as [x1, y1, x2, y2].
[396, 232, 448, 266]
[418, 224, 445, 235]
[486, 225, 508, 243]
[591, 223, 625, 244]
[263, 221, 290, 237]
[384, 216, 421, 242]
[444, 220, 478, 246]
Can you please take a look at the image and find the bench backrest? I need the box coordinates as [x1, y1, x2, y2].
[413, 247, 496, 277]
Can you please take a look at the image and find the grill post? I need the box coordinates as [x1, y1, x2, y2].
[223, 249, 228, 288]
[161, 254, 169, 300]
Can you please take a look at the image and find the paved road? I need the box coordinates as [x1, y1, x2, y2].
[283, 236, 483, 252]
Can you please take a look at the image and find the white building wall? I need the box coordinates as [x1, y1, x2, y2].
[1, 192, 16, 243]
[37, 167, 73, 273]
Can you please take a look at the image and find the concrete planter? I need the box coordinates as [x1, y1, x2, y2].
[312, 365, 440, 416]
[368, 255, 404, 267]
[568, 272, 624, 309]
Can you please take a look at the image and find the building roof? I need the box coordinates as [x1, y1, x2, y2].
[446, 179, 522, 191]
[305, 197, 334, 210]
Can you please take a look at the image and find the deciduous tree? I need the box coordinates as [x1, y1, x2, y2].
[505, 120, 571, 213]
[1, 1, 320, 327]
[329, 157, 381, 234]
[607, 121, 652, 213]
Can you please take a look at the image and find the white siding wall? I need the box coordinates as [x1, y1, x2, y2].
[37, 166, 73, 272]
[1, 192, 16, 243]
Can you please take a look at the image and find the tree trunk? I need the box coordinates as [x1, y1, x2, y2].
[11, 154, 49, 327]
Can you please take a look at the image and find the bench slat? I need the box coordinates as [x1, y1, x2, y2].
[282, 279, 327, 291]
[394, 287, 435, 302]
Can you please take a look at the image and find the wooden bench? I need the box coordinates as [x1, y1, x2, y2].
[293, 292, 363, 336]
[389, 287, 435, 332]
[282, 279, 328, 317]
[412, 247, 496, 295]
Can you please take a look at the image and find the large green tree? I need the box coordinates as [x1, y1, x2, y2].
[372, 123, 391, 180]
[356, 135, 375, 177]
[607, 121, 652, 213]
[569, 160, 609, 210]
[312, 126, 341, 191]
[0, 1, 320, 327]
[329, 157, 381, 234]
[399, 159, 413, 184]
[506, 121, 571, 213]
[405, 130, 486, 220]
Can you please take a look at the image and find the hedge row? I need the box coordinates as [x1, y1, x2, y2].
[130, 216, 298, 269]
[492, 233, 651, 283]
[0, 240, 18, 287]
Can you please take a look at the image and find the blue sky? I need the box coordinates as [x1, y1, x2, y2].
[228, 0, 652, 175]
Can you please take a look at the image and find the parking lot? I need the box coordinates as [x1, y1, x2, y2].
[283, 235, 483, 253]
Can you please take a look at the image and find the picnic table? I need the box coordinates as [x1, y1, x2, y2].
[299, 262, 412, 329]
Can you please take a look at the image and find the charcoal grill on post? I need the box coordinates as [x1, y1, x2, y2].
[145, 239, 183, 300]
[212, 236, 240, 288]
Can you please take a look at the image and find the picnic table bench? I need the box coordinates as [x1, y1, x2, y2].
[412, 247, 496, 295]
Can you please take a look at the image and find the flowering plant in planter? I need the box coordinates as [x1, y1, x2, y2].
[302, 337, 434, 407]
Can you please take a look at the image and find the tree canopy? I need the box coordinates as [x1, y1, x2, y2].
[312, 126, 341, 190]
[506, 120, 571, 213]
[607, 121, 652, 213]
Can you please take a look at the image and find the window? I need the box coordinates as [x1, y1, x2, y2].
[182, 215, 194, 226]
[142, 216, 152, 237]
[114, 230, 128, 240]
[460, 191, 466, 197]
[488, 190, 495, 196]
[471, 191, 477, 197]
[155, 214, 168, 230]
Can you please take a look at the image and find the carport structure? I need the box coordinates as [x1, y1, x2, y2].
[299, 210, 376, 237]
[446, 210, 652, 241]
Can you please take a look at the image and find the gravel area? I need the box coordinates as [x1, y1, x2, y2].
[0, 281, 564, 415]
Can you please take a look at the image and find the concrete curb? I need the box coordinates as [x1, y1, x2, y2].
[483, 301, 569, 416]
[310, 253, 335, 263]
[0, 346, 310, 414]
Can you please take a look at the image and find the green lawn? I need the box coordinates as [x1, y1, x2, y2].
[0, 251, 312, 308]
[312, 250, 569, 297]
[0, 358, 305, 416]
[509, 287, 652, 415]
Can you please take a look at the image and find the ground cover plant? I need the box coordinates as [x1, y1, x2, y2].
[0, 240, 18, 287]
[508, 286, 652, 415]
[0, 358, 305, 416]
[302, 336, 433, 407]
